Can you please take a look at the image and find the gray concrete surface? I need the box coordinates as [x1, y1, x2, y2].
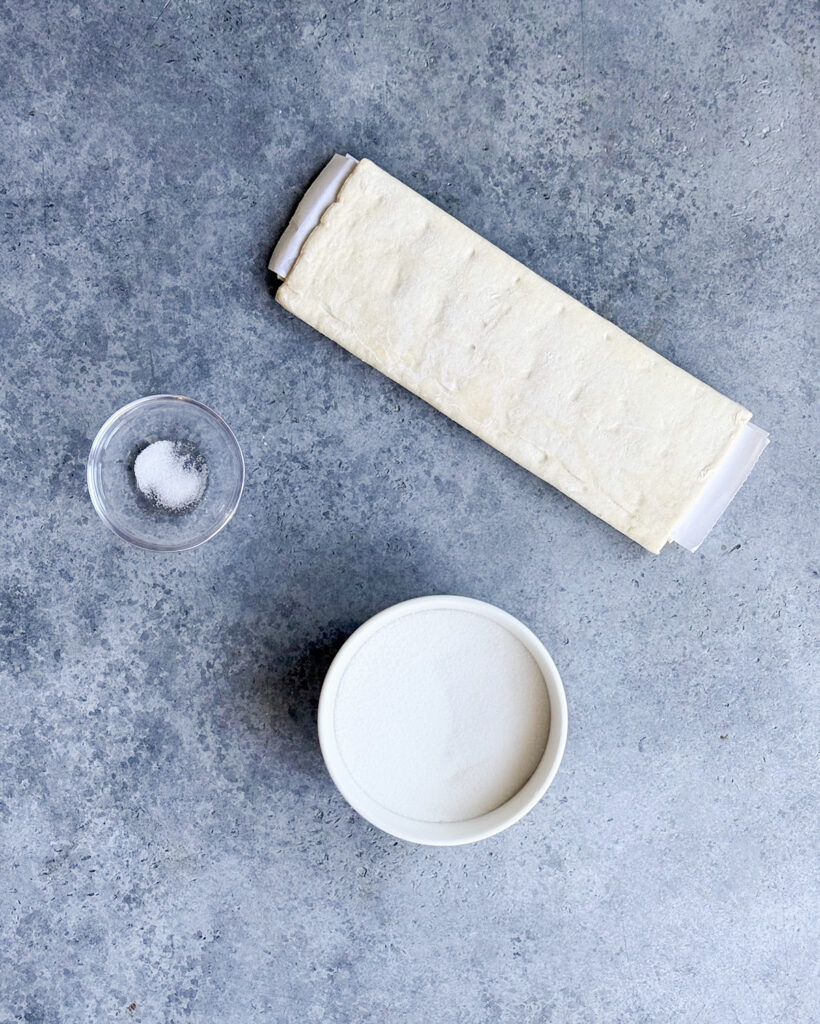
[0, 1, 817, 1021]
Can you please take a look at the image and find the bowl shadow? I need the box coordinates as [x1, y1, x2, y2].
[230, 531, 448, 784]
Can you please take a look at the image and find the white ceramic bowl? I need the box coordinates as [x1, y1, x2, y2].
[318, 595, 567, 846]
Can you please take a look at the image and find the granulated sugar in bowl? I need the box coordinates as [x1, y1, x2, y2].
[318, 595, 567, 846]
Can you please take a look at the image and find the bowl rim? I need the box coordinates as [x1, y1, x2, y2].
[317, 595, 568, 846]
[86, 394, 245, 551]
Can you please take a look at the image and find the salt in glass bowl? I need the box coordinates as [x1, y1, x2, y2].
[87, 395, 244, 551]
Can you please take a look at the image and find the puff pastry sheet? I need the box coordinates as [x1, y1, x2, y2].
[277, 159, 751, 552]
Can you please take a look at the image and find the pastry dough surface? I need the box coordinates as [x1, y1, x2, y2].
[277, 159, 750, 552]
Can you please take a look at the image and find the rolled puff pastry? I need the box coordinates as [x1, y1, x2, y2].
[276, 159, 751, 553]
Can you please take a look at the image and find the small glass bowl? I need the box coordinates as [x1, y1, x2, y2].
[87, 395, 244, 551]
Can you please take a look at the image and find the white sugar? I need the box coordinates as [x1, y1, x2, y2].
[133, 440, 207, 511]
[333, 609, 550, 823]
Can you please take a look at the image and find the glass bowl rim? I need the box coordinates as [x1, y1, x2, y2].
[87, 394, 245, 552]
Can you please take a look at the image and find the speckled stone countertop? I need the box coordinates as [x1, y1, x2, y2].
[0, 2, 817, 1021]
